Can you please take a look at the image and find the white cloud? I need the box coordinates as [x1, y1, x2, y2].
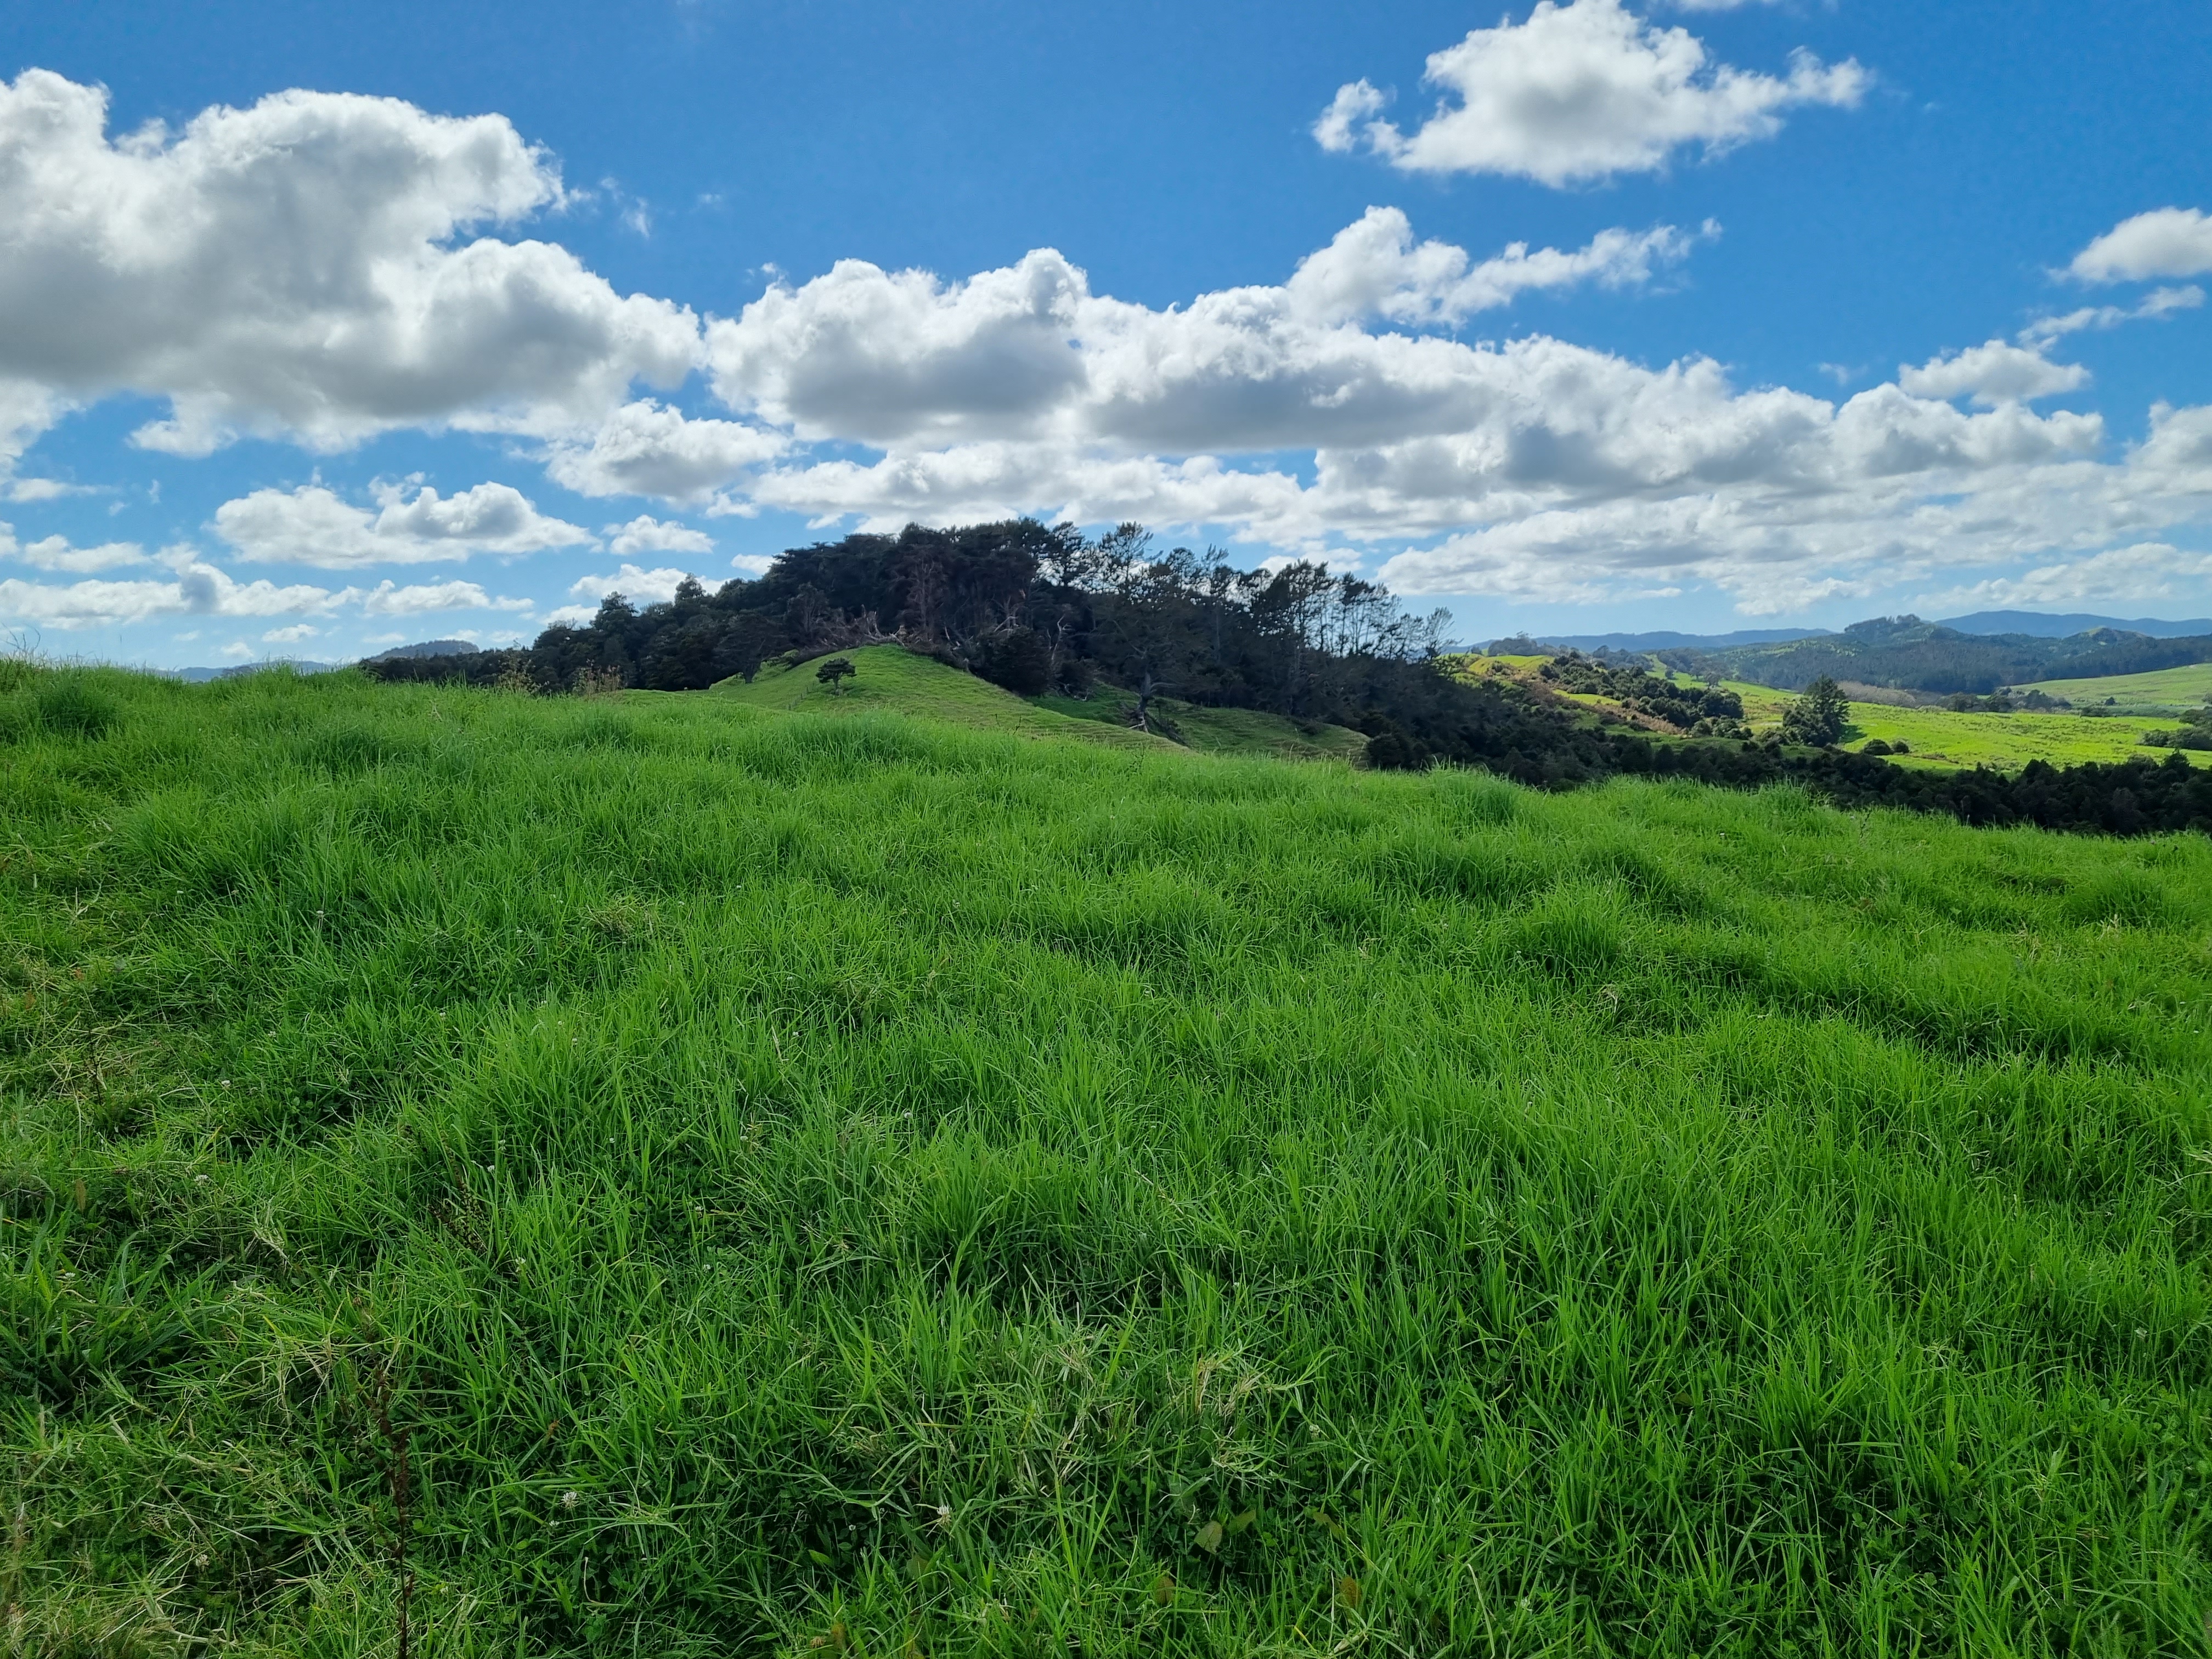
[219, 642, 253, 661]
[607, 515, 715, 556]
[2069, 208, 2212, 284]
[1281, 207, 1712, 326]
[1, 526, 153, 573]
[1898, 341, 2089, 407]
[1917, 544, 2212, 613]
[214, 479, 592, 568]
[705, 211, 1721, 456]
[354, 578, 528, 616]
[1313, 0, 1866, 187]
[566, 563, 692, 606]
[5, 477, 92, 503]
[0, 562, 338, 629]
[262, 623, 321, 644]
[0, 70, 700, 458]
[540, 399, 786, 501]
[2020, 285, 2204, 350]
[0, 555, 541, 630]
[728, 553, 775, 575]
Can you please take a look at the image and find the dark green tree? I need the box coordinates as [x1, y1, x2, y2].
[815, 656, 855, 696]
[1781, 675, 1850, 746]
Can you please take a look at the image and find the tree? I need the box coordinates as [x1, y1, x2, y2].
[1781, 675, 1850, 746]
[815, 656, 856, 696]
[975, 627, 1050, 695]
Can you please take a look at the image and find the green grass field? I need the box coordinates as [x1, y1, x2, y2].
[5, 660, 2212, 1656]
[2015, 662, 2212, 716]
[1835, 703, 2212, 771]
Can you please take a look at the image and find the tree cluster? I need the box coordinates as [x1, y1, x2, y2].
[1780, 676, 1850, 746]
[1539, 652, 1748, 736]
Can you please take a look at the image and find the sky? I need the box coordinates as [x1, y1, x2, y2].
[1, 0, 2209, 668]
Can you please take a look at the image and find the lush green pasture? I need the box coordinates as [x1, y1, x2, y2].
[5, 662, 2212, 1657]
[1638, 670, 2197, 772]
[1835, 703, 2209, 772]
[2016, 662, 2212, 716]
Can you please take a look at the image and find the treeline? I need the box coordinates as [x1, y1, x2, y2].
[360, 518, 2212, 837]
[369, 519, 1467, 729]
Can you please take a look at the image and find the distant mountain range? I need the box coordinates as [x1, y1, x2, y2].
[1483, 611, 2212, 654]
[156, 639, 478, 682]
[1487, 613, 2212, 696]
[1487, 626, 1830, 652]
[1933, 611, 2212, 639]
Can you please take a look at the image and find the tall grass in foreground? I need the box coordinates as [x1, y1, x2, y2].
[2, 662, 2210, 1657]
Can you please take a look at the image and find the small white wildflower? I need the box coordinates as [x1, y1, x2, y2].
[562, 1490, 580, 1510]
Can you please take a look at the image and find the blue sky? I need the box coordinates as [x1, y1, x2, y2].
[2, 0, 2209, 665]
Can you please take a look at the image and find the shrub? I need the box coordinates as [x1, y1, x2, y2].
[815, 657, 856, 695]
[975, 627, 1050, 695]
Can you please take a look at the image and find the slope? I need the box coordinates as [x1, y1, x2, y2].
[716, 643, 1366, 760]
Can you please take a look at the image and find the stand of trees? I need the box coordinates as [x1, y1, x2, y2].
[362, 518, 2212, 838]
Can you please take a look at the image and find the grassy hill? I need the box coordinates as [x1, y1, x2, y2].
[716, 644, 1365, 760]
[5, 660, 2211, 1655]
[2016, 660, 2212, 715]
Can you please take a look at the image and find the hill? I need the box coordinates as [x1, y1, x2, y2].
[4, 661, 2209, 1655]
[1485, 625, 1829, 652]
[712, 644, 1368, 759]
[712, 643, 1165, 749]
[1938, 609, 2212, 639]
[2015, 659, 2212, 714]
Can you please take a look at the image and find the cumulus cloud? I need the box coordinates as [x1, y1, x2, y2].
[1, 526, 153, 573]
[2019, 285, 2204, 350]
[691, 218, 2212, 612]
[606, 515, 715, 556]
[540, 400, 785, 501]
[1281, 207, 1712, 326]
[705, 211, 1724, 456]
[1918, 544, 2212, 613]
[0, 558, 536, 630]
[1313, 0, 1866, 186]
[2069, 208, 2212, 284]
[356, 578, 532, 616]
[214, 480, 592, 568]
[566, 563, 693, 606]
[542, 561, 695, 623]
[0, 562, 337, 629]
[0, 70, 700, 458]
[1898, 341, 2089, 407]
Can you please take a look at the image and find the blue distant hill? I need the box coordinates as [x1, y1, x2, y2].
[1935, 611, 2212, 639]
[1482, 627, 1829, 652]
